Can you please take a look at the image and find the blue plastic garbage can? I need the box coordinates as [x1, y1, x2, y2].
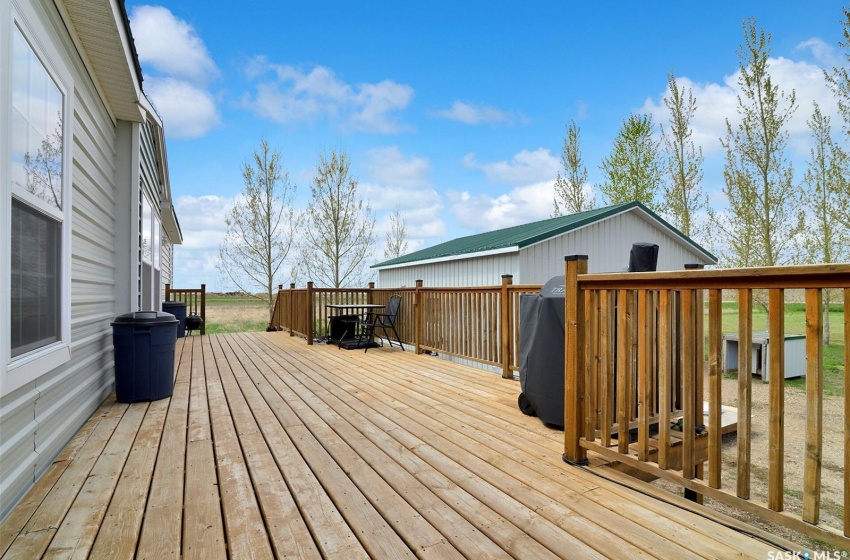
[111, 311, 178, 402]
[161, 301, 187, 337]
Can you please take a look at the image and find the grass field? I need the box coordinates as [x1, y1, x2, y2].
[715, 301, 846, 397]
[204, 293, 270, 334]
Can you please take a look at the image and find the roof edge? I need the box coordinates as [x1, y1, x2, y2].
[372, 245, 519, 270]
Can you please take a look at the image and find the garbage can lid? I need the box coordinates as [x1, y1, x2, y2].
[112, 311, 179, 326]
[161, 301, 186, 307]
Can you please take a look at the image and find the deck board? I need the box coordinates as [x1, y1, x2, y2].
[1, 333, 784, 559]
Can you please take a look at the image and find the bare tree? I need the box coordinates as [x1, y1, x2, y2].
[553, 120, 593, 216]
[599, 113, 662, 212]
[384, 206, 409, 259]
[298, 149, 376, 287]
[799, 103, 850, 344]
[20, 114, 63, 209]
[825, 6, 850, 231]
[711, 19, 801, 268]
[218, 139, 299, 320]
[660, 71, 708, 242]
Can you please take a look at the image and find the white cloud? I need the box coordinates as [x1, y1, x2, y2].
[432, 101, 525, 125]
[351, 81, 415, 133]
[170, 195, 235, 290]
[359, 147, 445, 242]
[242, 60, 413, 134]
[131, 5, 218, 84]
[795, 38, 841, 69]
[447, 181, 555, 231]
[463, 148, 560, 184]
[174, 194, 233, 249]
[642, 56, 839, 157]
[365, 146, 430, 189]
[146, 77, 220, 139]
[130, 6, 220, 139]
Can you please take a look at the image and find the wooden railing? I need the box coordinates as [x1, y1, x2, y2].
[562, 256, 850, 548]
[269, 276, 540, 377]
[164, 283, 206, 335]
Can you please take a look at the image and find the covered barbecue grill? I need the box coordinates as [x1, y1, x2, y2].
[518, 275, 567, 426]
[517, 243, 659, 427]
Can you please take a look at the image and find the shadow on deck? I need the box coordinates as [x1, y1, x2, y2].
[0, 333, 791, 559]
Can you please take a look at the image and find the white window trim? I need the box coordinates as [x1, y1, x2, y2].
[1, 1, 74, 396]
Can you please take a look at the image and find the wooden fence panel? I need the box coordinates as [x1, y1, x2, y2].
[566, 261, 849, 549]
[165, 284, 206, 335]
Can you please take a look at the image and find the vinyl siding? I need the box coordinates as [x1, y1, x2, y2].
[377, 253, 519, 288]
[0, 0, 119, 520]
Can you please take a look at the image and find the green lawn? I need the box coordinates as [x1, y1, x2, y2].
[714, 301, 846, 397]
[204, 293, 270, 334]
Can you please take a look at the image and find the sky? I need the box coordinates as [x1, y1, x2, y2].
[126, 1, 848, 291]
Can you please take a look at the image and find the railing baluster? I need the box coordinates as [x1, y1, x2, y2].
[658, 289, 671, 470]
[637, 289, 650, 461]
[708, 288, 722, 489]
[737, 289, 753, 499]
[617, 289, 630, 454]
[803, 288, 823, 524]
[681, 288, 695, 480]
[768, 288, 785, 511]
[586, 290, 599, 441]
[599, 290, 612, 448]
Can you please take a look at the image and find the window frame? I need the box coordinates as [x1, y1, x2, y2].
[1, 2, 73, 395]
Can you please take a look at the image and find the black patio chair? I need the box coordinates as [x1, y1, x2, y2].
[355, 294, 404, 353]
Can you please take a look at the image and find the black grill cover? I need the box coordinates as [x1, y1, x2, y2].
[628, 242, 659, 272]
[518, 276, 567, 427]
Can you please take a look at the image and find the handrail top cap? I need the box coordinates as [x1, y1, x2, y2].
[564, 255, 589, 261]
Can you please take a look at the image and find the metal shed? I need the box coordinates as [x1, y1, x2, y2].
[372, 201, 717, 288]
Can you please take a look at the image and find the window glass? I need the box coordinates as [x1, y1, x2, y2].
[11, 199, 61, 357]
[142, 195, 152, 264]
[153, 215, 161, 269]
[9, 23, 65, 359]
[11, 25, 63, 211]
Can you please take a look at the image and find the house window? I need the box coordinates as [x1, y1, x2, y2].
[11, 199, 61, 356]
[3, 17, 71, 390]
[140, 194, 162, 310]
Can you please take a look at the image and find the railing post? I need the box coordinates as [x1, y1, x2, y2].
[500, 274, 513, 379]
[414, 279, 423, 354]
[289, 283, 295, 337]
[165, 283, 171, 302]
[684, 263, 704, 502]
[368, 281, 375, 305]
[200, 284, 206, 335]
[564, 255, 588, 465]
[307, 281, 314, 345]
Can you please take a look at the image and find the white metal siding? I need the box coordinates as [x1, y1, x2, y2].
[518, 211, 711, 283]
[377, 253, 519, 288]
[0, 0, 119, 520]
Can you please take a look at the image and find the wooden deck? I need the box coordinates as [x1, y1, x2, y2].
[1, 332, 789, 559]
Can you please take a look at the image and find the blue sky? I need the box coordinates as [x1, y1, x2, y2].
[127, 1, 847, 290]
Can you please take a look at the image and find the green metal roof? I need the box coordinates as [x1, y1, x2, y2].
[372, 201, 716, 268]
